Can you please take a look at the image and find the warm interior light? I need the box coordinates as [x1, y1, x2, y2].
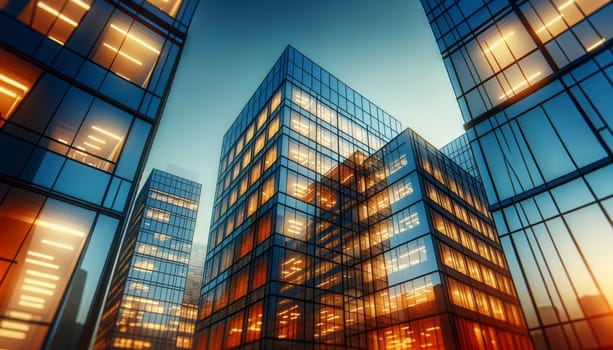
[499, 71, 542, 99]
[91, 125, 122, 140]
[71, 0, 91, 10]
[36, 2, 78, 27]
[21, 284, 54, 296]
[536, 15, 563, 33]
[83, 141, 101, 150]
[27, 251, 54, 260]
[102, 43, 143, 65]
[8, 311, 33, 320]
[558, 0, 574, 10]
[482, 31, 515, 54]
[18, 300, 44, 309]
[41, 239, 74, 250]
[25, 258, 59, 269]
[0, 321, 29, 332]
[20, 295, 46, 303]
[587, 38, 605, 52]
[110, 24, 161, 54]
[0, 329, 26, 340]
[24, 278, 56, 289]
[87, 135, 106, 144]
[35, 219, 86, 237]
[0, 73, 28, 92]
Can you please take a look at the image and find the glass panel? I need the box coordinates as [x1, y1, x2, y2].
[92, 12, 164, 87]
[0, 49, 41, 125]
[16, 0, 92, 45]
[0, 196, 95, 350]
[146, 0, 181, 17]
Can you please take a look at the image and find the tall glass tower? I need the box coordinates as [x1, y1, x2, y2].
[94, 169, 201, 350]
[420, 1, 613, 349]
[195, 46, 531, 349]
[0, 0, 198, 347]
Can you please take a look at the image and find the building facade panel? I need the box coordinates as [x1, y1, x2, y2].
[196, 46, 531, 349]
[421, 1, 613, 348]
[0, 0, 198, 347]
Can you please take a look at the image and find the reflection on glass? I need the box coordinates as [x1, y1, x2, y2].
[17, 0, 91, 45]
[92, 13, 163, 86]
[0, 50, 41, 125]
[146, 0, 182, 17]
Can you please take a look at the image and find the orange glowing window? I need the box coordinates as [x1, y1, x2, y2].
[264, 144, 277, 170]
[251, 256, 267, 290]
[237, 227, 253, 259]
[260, 176, 275, 205]
[224, 311, 244, 349]
[0, 50, 41, 125]
[256, 212, 272, 244]
[17, 0, 92, 45]
[245, 302, 263, 343]
[275, 300, 301, 340]
[230, 267, 248, 302]
[92, 13, 163, 87]
[146, 0, 182, 17]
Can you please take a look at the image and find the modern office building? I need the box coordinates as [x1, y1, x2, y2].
[420, 1, 613, 349]
[94, 169, 201, 349]
[195, 46, 532, 349]
[0, 0, 198, 347]
[440, 133, 480, 180]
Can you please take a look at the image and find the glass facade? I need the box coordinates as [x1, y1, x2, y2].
[0, 0, 198, 346]
[94, 169, 201, 349]
[421, 1, 613, 349]
[441, 133, 481, 180]
[195, 46, 531, 349]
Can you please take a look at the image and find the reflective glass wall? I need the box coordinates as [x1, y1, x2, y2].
[196, 46, 531, 349]
[0, 0, 198, 346]
[421, 1, 613, 348]
[441, 133, 481, 180]
[94, 169, 201, 349]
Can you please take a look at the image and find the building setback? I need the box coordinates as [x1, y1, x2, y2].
[94, 169, 201, 349]
[440, 134, 481, 181]
[0, 0, 198, 346]
[420, 1, 613, 349]
[195, 46, 531, 349]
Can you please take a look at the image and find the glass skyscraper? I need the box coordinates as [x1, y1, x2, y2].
[195, 46, 531, 349]
[0, 0, 198, 346]
[94, 169, 201, 349]
[420, 1, 613, 349]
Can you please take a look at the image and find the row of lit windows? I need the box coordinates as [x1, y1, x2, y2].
[455, 317, 533, 350]
[364, 176, 414, 220]
[440, 242, 516, 297]
[135, 242, 189, 264]
[148, 189, 198, 210]
[364, 203, 421, 251]
[196, 301, 263, 350]
[367, 315, 444, 350]
[211, 147, 277, 240]
[364, 273, 437, 318]
[447, 277, 525, 327]
[217, 116, 279, 199]
[426, 181, 498, 243]
[203, 212, 273, 287]
[444, 2, 612, 119]
[419, 147, 490, 218]
[431, 211, 508, 269]
[218, 89, 281, 178]
[290, 85, 384, 152]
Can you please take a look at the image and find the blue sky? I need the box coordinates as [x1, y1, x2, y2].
[143, 0, 464, 243]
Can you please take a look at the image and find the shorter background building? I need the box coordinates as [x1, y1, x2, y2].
[94, 169, 201, 350]
[440, 134, 480, 181]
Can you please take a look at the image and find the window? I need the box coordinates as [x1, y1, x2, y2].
[146, 0, 182, 17]
[260, 176, 275, 204]
[17, 0, 92, 45]
[244, 302, 263, 343]
[263, 144, 277, 170]
[0, 49, 41, 124]
[92, 13, 163, 87]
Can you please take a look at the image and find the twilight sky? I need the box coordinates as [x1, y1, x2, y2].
[142, 0, 464, 244]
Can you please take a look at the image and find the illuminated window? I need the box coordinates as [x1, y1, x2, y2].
[244, 123, 255, 144]
[260, 176, 275, 204]
[250, 159, 262, 185]
[0, 50, 41, 125]
[256, 213, 272, 244]
[224, 311, 244, 349]
[275, 300, 302, 340]
[288, 141, 316, 171]
[92, 13, 163, 87]
[268, 116, 279, 139]
[245, 302, 263, 342]
[256, 109, 267, 130]
[285, 171, 313, 202]
[146, 0, 182, 17]
[247, 192, 258, 217]
[254, 133, 265, 155]
[0, 194, 94, 349]
[264, 144, 277, 170]
[289, 111, 315, 139]
[149, 189, 198, 210]
[270, 89, 281, 113]
[145, 208, 170, 223]
[280, 208, 310, 240]
[17, 0, 91, 45]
